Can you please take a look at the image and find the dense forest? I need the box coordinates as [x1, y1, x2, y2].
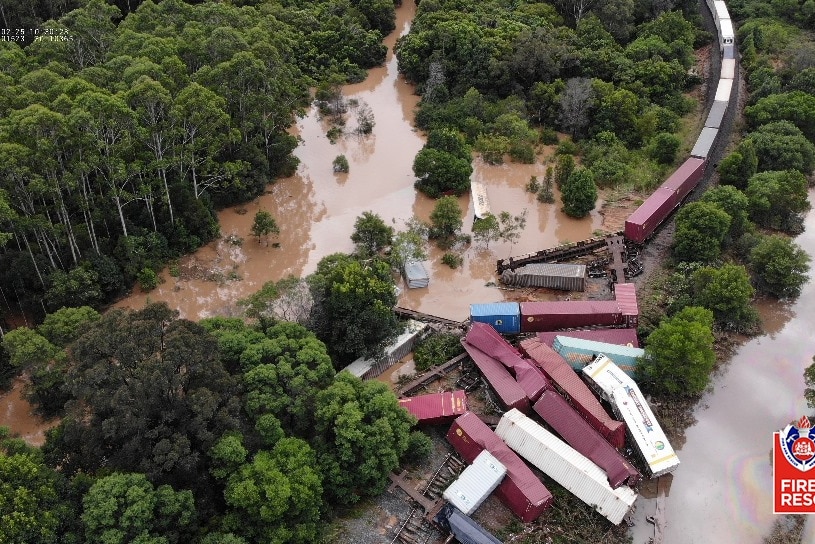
[2, 0, 815, 542]
[0, 0, 394, 322]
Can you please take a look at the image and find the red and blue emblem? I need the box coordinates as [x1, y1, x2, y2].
[780, 416, 815, 472]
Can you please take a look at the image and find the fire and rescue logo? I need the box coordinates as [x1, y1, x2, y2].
[779, 416, 815, 472]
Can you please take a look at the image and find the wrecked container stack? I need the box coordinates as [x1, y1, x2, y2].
[536, 328, 639, 348]
[500, 263, 586, 291]
[447, 412, 553, 522]
[519, 338, 626, 449]
[552, 335, 646, 377]
[496, 409, 638, 525]
[460, 339, 530, 413]
[469, 302, 521, 334]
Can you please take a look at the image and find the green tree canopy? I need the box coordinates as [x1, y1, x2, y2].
[1, 327, 58, 368]
[745, 91, 815, 141]
[429, 196, 463, 240]
[744, 121, 815, 174]
[350, 211, 394, 256]
[81, 472, 196, 544]
[0, 449, 77, 544]
[412, 147, 473, 198]
[672, 202, 732, 263]
[250, 210, 280, 244]
[749, 234, 811, 298]
[46, 304, 241, 499]
[561, 168, 598, 218]
[37, 306, 101, 348]
[307, 253, 399, 365]
[700, 185, 751, 239]
[639, 306, 716, 396]
[691, 264, 757, 330]
[222, 438, 322, 544]
[313, 372, 415, 505]
[745, 170, 810, 232]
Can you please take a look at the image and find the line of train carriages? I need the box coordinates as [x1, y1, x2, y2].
[624, 0, 737, 244]
[399, 3, 736, 542]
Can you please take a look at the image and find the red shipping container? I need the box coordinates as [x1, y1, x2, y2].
[399, 391, 468, 426]
[519, 301, 622, 332]
[533, 390, 640, 488]
[660, 157, 706, 202]
[536, 329, 639, 348]
[519, 338, 626, 449]
[465, 323, 549, 401]
[624, 187, 677, 244]
[614, 283, 639, 329]
[447, 412, 553, 521]
[461, 340, 530, 413]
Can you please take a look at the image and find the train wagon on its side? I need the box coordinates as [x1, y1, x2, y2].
[496, 409, 638, 525]
[443, 450, 506, 515]
[533, 390, 640, 488]
[398, 390, 467, 426]
[551, 335, 646, 377]
[536, 328, 640, 348]
[447, 412, 553, 522]
[435, 504, 503, 544]
[465, 322, 549, 402]
[500, 262, 586, 291]
[460, 339, 530, 413]
[470, 302, 521, 334]
[519, 338, 626, 449]
[583, 356, 680, 477]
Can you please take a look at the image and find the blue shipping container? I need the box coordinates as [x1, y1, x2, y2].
[552, 335, 646, 378]
[470, 303, 520, 334]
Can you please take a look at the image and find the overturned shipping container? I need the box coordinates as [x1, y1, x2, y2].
[465, 322, 549, 402]
[552, 335, 646, 377]
[399, 390, 467, 426]
[583, 357, 679, 477]
[403, 260, 429, 289]
[501, 263, 586, 291]
[342, 320, 428, 379]
[536, 328, 639, 348]
[460, 339, 530, 413]
[533, 390, 640, 488]
[436, 505, 502, 544]
[496, 409, 638, 525]
[447, 412, 553, 522]
[519, 338, 626, 449]
[443, 450, 506, 515]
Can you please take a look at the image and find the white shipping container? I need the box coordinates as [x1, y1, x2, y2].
[496, 409, 637, 525]
[582, 355, 636, 402]
[713, 0, 729, 22]
[720, 18, 735, 46]
[443, 450, 507, 515]
[610, 387, 679, 477]
[721, 58, 736, 80]
[714, 78, 733, 102]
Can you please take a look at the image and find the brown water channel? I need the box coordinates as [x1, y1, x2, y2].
[630, 190, 815, 543]
[114, 0, 601, 322]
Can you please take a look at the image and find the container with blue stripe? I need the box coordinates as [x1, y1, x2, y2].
[470, 302, 520, 334]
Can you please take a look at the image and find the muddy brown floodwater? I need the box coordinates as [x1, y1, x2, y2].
[629, 190, 815, 544]
[0, 377, 58, 446]
[114, 0, 603, 322]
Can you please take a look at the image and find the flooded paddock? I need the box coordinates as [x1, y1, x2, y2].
[115, 1, 602, 322]
[0, 377, 58, 446]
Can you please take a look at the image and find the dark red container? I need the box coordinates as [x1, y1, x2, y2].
[536, 329, 639, 348]
[461, 340, 530, 413]
[519, 338, 626, 449]
[447, 412, 553, 522]
[661, 157, 706, 202]
[614, 283, 639, 329]
[533, 390, 640, 488]
[519, 301, 623, 332]
[399, 390, 468, 426]
[624, 187, 677, 244]
[465, 323, 549, 402]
